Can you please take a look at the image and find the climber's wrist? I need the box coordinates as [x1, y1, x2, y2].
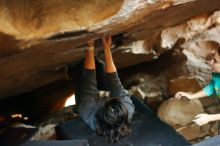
[86, 46, 94, 51]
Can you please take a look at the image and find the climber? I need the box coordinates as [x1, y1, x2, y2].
[69, 35, 135, 143]
[175, 46, 220, 128]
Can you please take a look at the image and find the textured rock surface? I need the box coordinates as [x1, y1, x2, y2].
[176, 123, 217, 141]
[2, 1, 220, 143]
[157, 98, 204, 126]
[169, 76, 201, 97]
[1, 0, 220, 99]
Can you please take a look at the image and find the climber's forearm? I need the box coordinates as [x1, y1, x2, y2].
[210, 114, 220, 121]
[104, 47, 116, 73]
[191, 90, 207, 99]
[84, 42, 95, 70]
[102, 36, 116, 73]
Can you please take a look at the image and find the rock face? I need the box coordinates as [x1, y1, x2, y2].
[2, 1, 220, 143]
[0, 0, 123, 41]
[158, 77, 204, 126]
[169, 76, 202, 96]
[1, 0, 220, 99]
[176, 123, 217, 141]
[157, 98, 204, 126]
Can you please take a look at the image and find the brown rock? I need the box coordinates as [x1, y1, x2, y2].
[1, 0, 220, 100]
[157, 98, 204, 126]
[169, 76, 218, 107]
[0, 79, 75, 121]
[199, 96, 218, 107]
[206, 105, 220, 114]
[176, 123, 212, 141]
[169, 76, 201, 97]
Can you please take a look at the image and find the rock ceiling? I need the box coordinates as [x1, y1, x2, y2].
[0, 0, 220, 99]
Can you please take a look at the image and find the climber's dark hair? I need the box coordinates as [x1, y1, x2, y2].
[95, 97, 131, 143]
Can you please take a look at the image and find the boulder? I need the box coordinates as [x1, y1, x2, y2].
[157, 98, 204, 126]
[1, 0, 220, 99]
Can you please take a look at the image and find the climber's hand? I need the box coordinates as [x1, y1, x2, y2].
[102, 35, 112, 50]
[192, 113, 211, 126]
[175, 91, 193, 100]
[87, 39, 95, 48]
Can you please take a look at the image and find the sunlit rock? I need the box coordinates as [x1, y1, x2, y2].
[176, 123, 217, 141]
[157, 98, 204, 126]
[169, 76, 201, 97]
[0, 0, 220, 99]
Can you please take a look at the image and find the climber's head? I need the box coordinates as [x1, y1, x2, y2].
[209, 46, 220, 73]
[95, 97, 131, 143]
